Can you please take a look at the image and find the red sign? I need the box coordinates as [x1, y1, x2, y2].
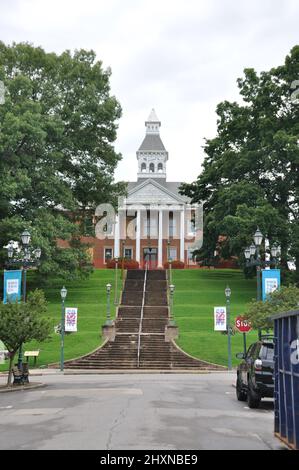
[235, 316, 252, 333]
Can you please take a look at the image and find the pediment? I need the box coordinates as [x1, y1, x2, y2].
[125, 179, 185, 205]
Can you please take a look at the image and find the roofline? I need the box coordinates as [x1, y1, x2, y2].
[126, 178, 187, 204]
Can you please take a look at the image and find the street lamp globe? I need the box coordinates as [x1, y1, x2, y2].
[106, 283, 112, 293]
[7, 241, 14, 258]
[35, 247, 42, 259]
[253, 227, 263, 247]
[60, 286, 67, 300]
[249, 243, 256, 257]
[225, 286, 231, 298]
[271, 244, 278, 259]
[169, 284, 175, 294]
[244, 247, 251, 260]
[276, 245, 281, 258]
[115, 256, 119, 263]
[21, 230, 31, 246]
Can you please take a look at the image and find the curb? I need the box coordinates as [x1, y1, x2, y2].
[0, 382, 47, 393]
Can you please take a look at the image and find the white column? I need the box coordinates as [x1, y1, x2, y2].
[136, 209, 141, 263]
[114, 214, 120, 257]
[158, 209, 163, 268]
[180, 208, 185, 263]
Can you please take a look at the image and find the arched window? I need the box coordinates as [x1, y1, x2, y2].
[141, 162, 146, 172]
[158, 163, 163, 172]
[149, 163, 155, 173]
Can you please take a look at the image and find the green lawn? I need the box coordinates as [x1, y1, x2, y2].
[0, 268, 258, 371]
[0, 269, 122, 371]
[172, 269, 257, 366]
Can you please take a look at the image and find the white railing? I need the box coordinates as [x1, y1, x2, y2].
[137, 263, 148, 368]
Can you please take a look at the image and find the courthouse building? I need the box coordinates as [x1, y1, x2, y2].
[91, 110, 199, 268]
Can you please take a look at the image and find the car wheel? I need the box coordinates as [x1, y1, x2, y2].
[236, 378, 247, 401]
[247, 382, 261, 409]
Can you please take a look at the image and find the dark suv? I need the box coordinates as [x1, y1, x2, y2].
[236, 338, 274, 408]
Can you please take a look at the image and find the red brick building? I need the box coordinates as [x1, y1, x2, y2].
[84, 110, 200, 268]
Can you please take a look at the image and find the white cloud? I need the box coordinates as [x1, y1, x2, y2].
[1, 0, 299, 183]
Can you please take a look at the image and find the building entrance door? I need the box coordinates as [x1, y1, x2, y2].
[143, 247, 158, 269]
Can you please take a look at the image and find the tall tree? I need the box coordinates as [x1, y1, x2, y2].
[0, 42, 125, 279]
[181, 46, 299, 280]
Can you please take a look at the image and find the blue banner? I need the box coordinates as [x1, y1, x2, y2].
[3, 270, 22, 304]
[262, 269, 281, 301]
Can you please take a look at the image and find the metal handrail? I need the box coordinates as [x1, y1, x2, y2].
[137, 263, 148, 367]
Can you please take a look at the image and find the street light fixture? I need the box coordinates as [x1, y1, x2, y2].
[21, 229, 31, 246]
[249, 243, 256, 257]
[106, 283, 112, 325]
[244, 247, 251, 260]
[169, 284, 175, 326]
[225, 285, 232, 371]
[5, 231, 42, 368]
[253, 227, 263, 247]
[60, 286, 67, 372]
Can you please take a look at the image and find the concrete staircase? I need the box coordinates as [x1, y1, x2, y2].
[65, 269, 222, 371]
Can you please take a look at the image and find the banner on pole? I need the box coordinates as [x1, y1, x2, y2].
[3, 270, 22, 304]
[214, 306, 227, 331]
[65, 307, 78, 332]
[262, 269, 281, 301]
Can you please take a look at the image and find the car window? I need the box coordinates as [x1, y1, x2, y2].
[260, 344, 274, 360]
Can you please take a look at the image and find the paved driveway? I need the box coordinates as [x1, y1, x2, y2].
[0, 372, 284, 450]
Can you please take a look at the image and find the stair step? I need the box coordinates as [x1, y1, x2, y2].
[64, 269, 221, 371]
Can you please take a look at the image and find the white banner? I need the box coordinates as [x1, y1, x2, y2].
[214, 306, 227, 331]
[65, 307, 78, 332]
[7, 279, 19, 295]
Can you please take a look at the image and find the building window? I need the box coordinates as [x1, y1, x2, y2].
[169, 247, 177, 261]
[158, 163, 163, 172]
[149, 163, 155, 173]
[141, 162, 146, 172]
[124, 248, 133, 259]
[104, 248, 113, 263]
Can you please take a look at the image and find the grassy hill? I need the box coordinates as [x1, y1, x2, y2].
[173, 269, 257, 366]
[0, 268, 258, 370]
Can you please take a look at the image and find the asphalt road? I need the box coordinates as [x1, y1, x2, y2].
[0, 372, 285, 450]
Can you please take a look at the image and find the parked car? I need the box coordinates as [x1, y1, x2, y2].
[236, 338, 274, 408]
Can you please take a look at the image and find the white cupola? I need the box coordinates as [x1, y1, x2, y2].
[137, 109, 168, 180]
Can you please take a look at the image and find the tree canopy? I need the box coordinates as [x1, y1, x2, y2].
[181, 46, 299, 281]
[243, 285, 299, 330]
[0, 42, 125, 280]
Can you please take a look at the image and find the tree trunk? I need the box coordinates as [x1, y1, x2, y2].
[7, 353, 15, 387]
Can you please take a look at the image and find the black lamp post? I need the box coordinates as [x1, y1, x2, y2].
[6, 231, 41, 368]
[106, 283, 112, 325]
[244, 228, 281, 301]
[169, 284, 176, 326]
[60, 286, 67, 372]
[225, 285, 232, 371]
[244, 227, 281, 339]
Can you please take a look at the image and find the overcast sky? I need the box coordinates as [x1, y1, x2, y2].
[1, 0, 299, 183]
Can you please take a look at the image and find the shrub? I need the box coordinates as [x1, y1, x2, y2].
[163, 260, 185, 269]
[107, 258, 139, 269]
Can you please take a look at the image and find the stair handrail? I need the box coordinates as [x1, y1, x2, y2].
[137, 263, 148, 367]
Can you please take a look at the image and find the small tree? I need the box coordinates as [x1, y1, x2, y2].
[0, 290, 51, 386]
[244, 285, 299, 331]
